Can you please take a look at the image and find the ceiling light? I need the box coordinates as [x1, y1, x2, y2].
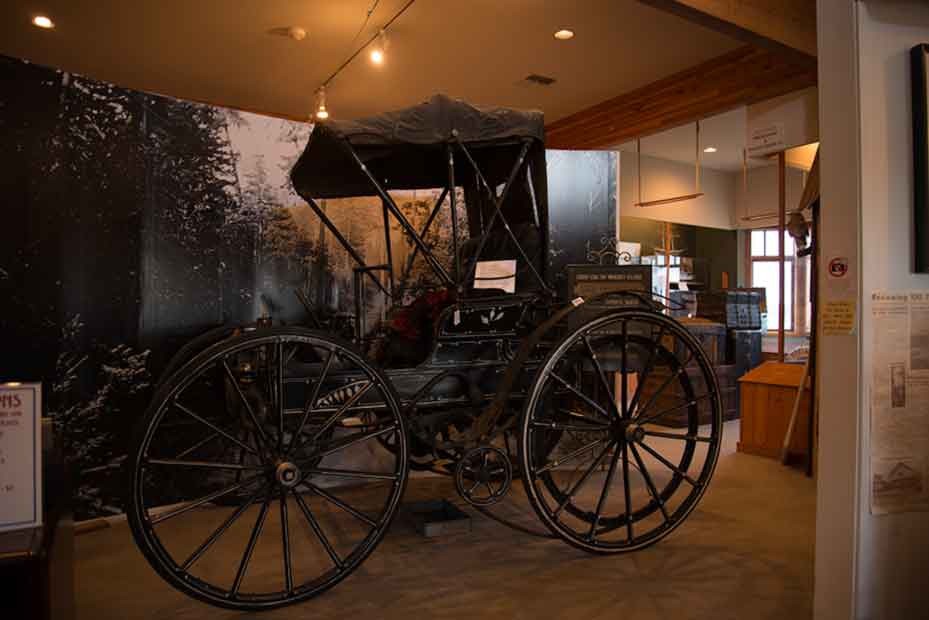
[703, 147, 717, 153]
[370, 29, 388, 65]
[32, 15, 54, 29]
[554, 29, 574, 40]
[315, 87, 329, 120]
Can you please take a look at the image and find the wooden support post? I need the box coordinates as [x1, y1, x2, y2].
[778, 151, 786, 362]
[664, 222, 672, 304]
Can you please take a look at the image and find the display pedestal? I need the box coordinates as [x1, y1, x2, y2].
[0, 422, 74, 620]
[737, 361, 811, 462]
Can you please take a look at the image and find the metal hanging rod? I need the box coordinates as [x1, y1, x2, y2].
[635, 120, 705, 207]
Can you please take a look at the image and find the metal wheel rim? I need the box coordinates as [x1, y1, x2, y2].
[519, 310, 722, 553]
[126, 329, 409, 610]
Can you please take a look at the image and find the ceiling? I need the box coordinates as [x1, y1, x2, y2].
[615, 107, 818, 173]
[0, 0, 742, 123]
[616, 107, 753, 172]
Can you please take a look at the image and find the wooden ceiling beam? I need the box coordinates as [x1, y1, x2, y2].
[545, 45, 817, 150]
[637, 0, 817, 59]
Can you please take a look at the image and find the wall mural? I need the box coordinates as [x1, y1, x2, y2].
[0, 55, 616, 519]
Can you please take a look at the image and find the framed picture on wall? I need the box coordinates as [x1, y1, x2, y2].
[912, 44, 929, 273]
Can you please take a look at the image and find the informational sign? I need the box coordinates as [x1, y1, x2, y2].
[474, 260, 516, 294]
[822, 299, 857, 335]
[870, 292, 929, 515]
[0, 383, 43, 532]
[747, 123, 786, 158]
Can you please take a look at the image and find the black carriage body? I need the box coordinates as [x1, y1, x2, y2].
[288, 94, 559, 421]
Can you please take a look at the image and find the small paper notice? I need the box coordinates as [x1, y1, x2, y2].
[474, 260, 516, 294]
[822, 300, 857, 335]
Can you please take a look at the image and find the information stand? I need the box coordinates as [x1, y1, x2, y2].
[0, 382, 43, 533]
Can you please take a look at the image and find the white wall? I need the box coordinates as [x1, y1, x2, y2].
[855, 2, 929, 617]
[815, 1, 929, 619]
[747, 86, 820, 154]
[619, 151, 737, 229]
[815, 2, 863, 617]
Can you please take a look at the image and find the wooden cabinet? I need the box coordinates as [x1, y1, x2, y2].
[738, 361, 810, 460]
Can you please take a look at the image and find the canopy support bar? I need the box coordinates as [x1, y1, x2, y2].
[448, 145, 461, 286]
[456, 138, 551, 296]
[344, 141, 454, 288]
[304, 195, 391, 299]
[398, 186, 450, 291]
[381, 199, 395, 295]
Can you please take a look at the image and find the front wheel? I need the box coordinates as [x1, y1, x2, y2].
[125, 327, 409, 610]
[518, 310, 722, 554]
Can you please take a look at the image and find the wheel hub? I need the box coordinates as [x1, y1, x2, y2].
[624, 422, 645, 443]
[612, 420, 645, 443]
[275, 461, 301, 488]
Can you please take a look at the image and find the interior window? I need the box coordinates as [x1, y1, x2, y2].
[749, 228, 798, 332]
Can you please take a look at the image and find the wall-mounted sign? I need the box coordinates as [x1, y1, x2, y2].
[747, 123, 786, 158]
[0, 383, 43, 532]
[822, 299, 857, 336]
[828, 256, 849, 278]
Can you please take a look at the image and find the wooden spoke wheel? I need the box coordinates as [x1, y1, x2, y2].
[125, 328, 409, 611]
[518, 310, 723, 553]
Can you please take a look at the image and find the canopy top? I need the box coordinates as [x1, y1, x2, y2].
[290, 94, 545, 200]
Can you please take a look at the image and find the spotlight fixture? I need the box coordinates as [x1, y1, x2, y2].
[553, 29, 574, 40]
[315, 87, 329, 120]
[32, 15, 54, 29]
[703, 146, 717, 153]
[370, 29, 388, 65]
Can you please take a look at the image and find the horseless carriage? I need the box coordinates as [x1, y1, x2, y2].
[125, 95, 724, 611]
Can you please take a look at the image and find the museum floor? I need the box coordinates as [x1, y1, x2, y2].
[73, 420, 816, 620]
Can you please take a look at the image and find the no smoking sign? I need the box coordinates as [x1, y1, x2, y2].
[828, 257, 849, 278]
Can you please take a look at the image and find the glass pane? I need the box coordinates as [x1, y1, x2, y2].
[753, 261, 794, 331]
[751, 230, 765, 256]
[783, 231, 795, 256]
[765, 230, 780, 257]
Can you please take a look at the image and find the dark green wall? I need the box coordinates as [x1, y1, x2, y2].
[619, 215, 737, 290]
[695, 226, 739, 289]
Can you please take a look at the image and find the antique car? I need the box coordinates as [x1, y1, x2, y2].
[124, 95, 723, 610]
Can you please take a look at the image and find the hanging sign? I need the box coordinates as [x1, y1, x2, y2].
[747, 123, 786, 158]
[0, 383, 43, 532]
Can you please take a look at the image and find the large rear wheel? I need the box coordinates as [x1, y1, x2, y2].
[126, 327, 408, 610]
[518, 310, 722, 553]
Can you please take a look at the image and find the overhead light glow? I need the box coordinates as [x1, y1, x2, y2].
[32, 15, 54, 29]
[703, 147, 717, 153]
[370, 29, 388, 65]
[315, 87, 329, 120]
[553, 29, 574, 40]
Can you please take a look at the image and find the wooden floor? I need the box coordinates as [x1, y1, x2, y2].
[73, 421, 815, 620]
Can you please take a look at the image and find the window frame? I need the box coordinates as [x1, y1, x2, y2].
[746, 227, 808, 335]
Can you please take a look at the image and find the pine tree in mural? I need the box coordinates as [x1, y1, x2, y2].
[48, 316, 152, 519]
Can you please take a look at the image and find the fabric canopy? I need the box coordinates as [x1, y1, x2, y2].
[290, 94, 545, 200]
